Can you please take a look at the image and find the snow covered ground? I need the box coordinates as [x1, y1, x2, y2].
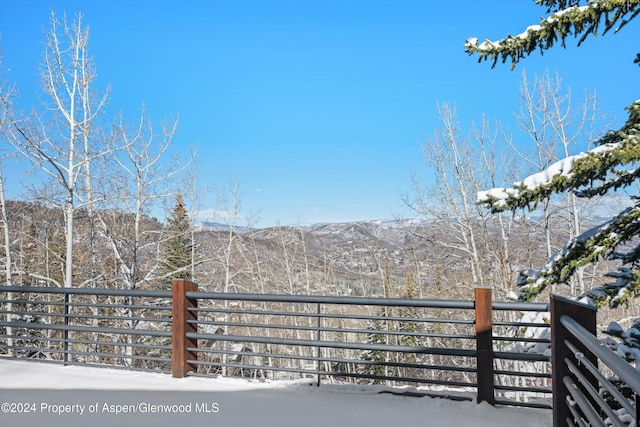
[0, 358, 551, 427]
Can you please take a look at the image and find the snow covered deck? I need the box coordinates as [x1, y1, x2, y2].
[0, 359, 550, 427]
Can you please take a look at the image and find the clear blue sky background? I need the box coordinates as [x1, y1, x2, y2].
[0, 0, 638, 227]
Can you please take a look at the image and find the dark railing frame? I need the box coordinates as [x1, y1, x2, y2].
[0, 280, 553, 409]
[5, 281, 639, 422]
[0, 285, 173, 372]
[551, 294, 640, 427]
[170, 280, 550, 407]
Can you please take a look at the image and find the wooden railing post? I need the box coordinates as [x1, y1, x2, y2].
[475, 286, 495, 405]
[172, 279, 198, 378]
[551, 294, 597, 427]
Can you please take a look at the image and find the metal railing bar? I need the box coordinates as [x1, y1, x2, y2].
[190, 306, 476, 325]
[564, 358, 628, 427]
[186, 332, 478, 357]
[188, 361, 342, 383]
[317, 327, 475, 340]
[63, 350, 171, 364]
[492, 335, 550, 343]
[332, 362, 475, 374]
[0, 345, 66, 354]
[0, 321, 172, 337]
[64, 302, 172, 311]
[564, 340, 636, 419]
[0, 310, 65, 319]
[190, 306, 319, 318]
[319, 313, 475, 325]
[1, 286, 172, 298]
[1, 304, 171, 313]
[566, 416, 578, 427]
[187, 360, 315, 376]
[561, 315, 640, 395]
[188, 291, 476, 309]
[1, 300, 67, 307]
[68, 340, 171, 351]
[190, 349, 314, 365]
[492, 302, 549, 311]
[494, 384, 552, 394]
[1, 302, 171, 312]
[187, 359, 477, 387]
[1, 310, 172, 324]
[189, 319, 320, 332]
[493, 369, 551, 379]
[1, 334, 171, 351]
[0, 345, 56, 354]
[493, 398, 552, 410]
[493, 351, 551, 362]
[193, 347, 476, 373]
[190, 319, 475, 341]
[563, 376, 607, 427]
[492, 321, 550, 328]
[566, 396, 589, 427]
[316, 356, 477, 373]
[317, 371, 476, 388]
[70, 314, 172, 323]
[1, 343, 170, 357]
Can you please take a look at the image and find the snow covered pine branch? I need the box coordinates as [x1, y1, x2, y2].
[467, 0, 640, 319]
[476, 100, 640, 307]
[464, 0, 640, 70]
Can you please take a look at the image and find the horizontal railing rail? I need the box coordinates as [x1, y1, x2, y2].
[0, 285, 172, 298]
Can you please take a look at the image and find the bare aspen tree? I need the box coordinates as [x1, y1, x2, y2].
[0, 53, 12, 288]
[473, 117, 519, 297]
[209, 180, 248, 375]
[213, 180, 254, 294]
[0, 50, 14, 355]
[99, 111, 185, 291]
[1, 13, 111, 363]
[405, 103, 514, 296]
[0, 164, 11, 278]
[96, 112, 186, 366]
[511, 70, 604, 296]
[0, 166, 12, 356]
[4, 12, 109, 289]
[510, 71, 557, 263]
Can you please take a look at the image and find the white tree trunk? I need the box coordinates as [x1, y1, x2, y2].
[0, 164, 13, 356]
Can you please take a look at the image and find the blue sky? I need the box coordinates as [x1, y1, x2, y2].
[0, 0, 638, 227]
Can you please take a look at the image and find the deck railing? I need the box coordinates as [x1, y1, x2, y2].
[551, 295, 640, 427]
[0, 285, 173, 371]
[0, 280, 552, 409]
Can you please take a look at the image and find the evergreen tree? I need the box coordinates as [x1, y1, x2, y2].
[467, 0, 640, 308]
[360, 315, 388, 383]
[160, 193, 193, 284]
[399, 271, 421, 348]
